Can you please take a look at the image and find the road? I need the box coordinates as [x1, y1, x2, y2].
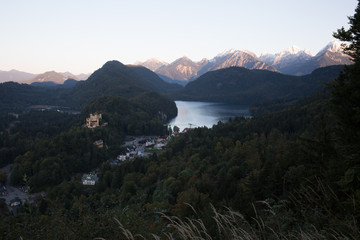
[0, 164, 29, 206]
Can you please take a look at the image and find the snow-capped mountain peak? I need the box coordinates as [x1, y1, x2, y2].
[316, 40, 343, 56]
[304, 49, 313, 56]
[241, 50, 257, 58]
[135, 58, 168, 71]
[260, 45, 312, 65]
[216, 48, 239, 58]
[284, 45, 301, 55]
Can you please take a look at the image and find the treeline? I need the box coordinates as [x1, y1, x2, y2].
[0, 111, 78, 168]
[0, 82, 62, 114]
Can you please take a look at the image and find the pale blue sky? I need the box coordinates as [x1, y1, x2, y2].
[0, 0, 358, 74]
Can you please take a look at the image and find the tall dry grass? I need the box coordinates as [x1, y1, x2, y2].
[104, 200, 358, 240]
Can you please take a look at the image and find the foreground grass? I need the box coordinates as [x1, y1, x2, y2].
[99, 202, 359, 240]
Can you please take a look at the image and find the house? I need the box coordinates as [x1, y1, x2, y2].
[171, 131, 180, 137]
[154, 142, 166, 150]
[145, 140, 156, 148]
[10, 197, 22, 207]
[94, 139, 104, 148]
[0, 183, 8, 196]
[86, 113, 102, 128]
[82, 174, 98, 185]
[9, 197, 22, 216]
[117, 155, 127, 161]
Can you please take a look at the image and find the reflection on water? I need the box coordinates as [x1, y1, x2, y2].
[169, 101, 251, 131]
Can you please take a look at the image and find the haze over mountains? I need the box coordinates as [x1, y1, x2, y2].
[0, 70, 90, 84]
[136, 41, 351, 85]
[0, 69, 36, 83]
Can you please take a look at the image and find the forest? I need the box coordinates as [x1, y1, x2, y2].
[0, 2, 360, 239]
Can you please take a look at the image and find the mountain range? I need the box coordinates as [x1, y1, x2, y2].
[0, 70, 90, 84]
[259, 41, 352, 75]
[136, 41, 351, 84]
[0, 69, 36, 83]
[0, 41, 350, 86]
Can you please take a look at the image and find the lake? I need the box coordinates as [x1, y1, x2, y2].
[169, 101, 251, 131]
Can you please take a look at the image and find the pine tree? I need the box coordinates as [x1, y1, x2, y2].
[331, 0, 360, 201]
[333, 2, 360, 62]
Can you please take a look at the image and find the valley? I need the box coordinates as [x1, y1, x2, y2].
[0, 55, 358, 238]
[0, 27, 357, 240]
[1, 0, 359, 239]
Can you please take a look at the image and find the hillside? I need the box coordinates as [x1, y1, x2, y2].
[64, 61, 180, 109]
[0, 82, 60, 114]
[175, 65, 344, 104]
[28, 71, 70, 84]
[127, 65, 182, 93]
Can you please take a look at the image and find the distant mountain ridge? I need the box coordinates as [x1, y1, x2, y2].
[137, 50, 277, 85]
[155, 56, 204, 84]
[29, 71, 71, 84]
[136, 41, 351, 84]
[198, 50, 278, 76]
[30, 79, 79, 88]
[134, 58, 168, 72]
[28, 71, 91, 84]
[0, 69, 90, 84]
[0, 70, 36, 83]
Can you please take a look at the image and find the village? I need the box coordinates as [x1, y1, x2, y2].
[81, 113, 189, 186]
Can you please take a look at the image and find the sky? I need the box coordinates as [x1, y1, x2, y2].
[0, 0, 358, 74]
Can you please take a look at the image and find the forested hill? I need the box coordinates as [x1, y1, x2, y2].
[82, 92, 177, 123]
[65, 61, 181, 108]
[127, 65, 182, 93]
[175, 65, 344, 104]
[0, 60, 179, 115]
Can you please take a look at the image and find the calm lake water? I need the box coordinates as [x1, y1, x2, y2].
[169, 101, 251, 131]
